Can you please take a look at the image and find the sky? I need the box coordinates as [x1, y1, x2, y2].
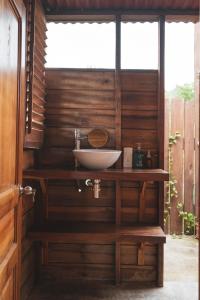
[46, 22, 194, 91]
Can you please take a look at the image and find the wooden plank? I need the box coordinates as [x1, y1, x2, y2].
[194, 23, 200, 220]
[115, 15, 122, 158]
[0, 245, 18, 292]
[41, 263, 115, 282]
[1, 275, 13, 300]
[184, 100, 195, 213]
[122, 111, 157, 130]
[48, 243, 114, 264]
[28, 222, 166, 244]
[45, 128, 115, 148]
[46, 89, 115, 110]
[0, 211, 14, 264]
[0, 187, 18, 219]
[121, 71, 158, 92]
[121, 207, 157, 225]
[121, 243, 157, 266]
[48, 206, 115, 222]
[23, 168, 169, 181]
[122, 91, 158, 111]
[121, 265, 157, 283]
[48, 185, 115, 208]
[46, 69, 115, 90]
[46, 110, 115, 128]
[122, 129, 158, 149]
[170, 99, 184, 234]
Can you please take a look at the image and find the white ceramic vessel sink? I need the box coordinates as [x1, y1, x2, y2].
[73, 149, 121, 170]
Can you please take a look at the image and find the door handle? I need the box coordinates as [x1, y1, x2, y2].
[19, 185, 36, 202]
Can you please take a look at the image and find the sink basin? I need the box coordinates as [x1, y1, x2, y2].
[73, 149, 121, 170]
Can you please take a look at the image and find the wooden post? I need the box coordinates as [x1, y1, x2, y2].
[158, 16, 165, 230]
[115, 15, 122, 285]
[157, 16, 165, 289]
[115, 15, 122, 160]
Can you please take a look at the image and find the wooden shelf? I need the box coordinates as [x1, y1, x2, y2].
[23, 168, 169, 181]
[28, 222, 166, 244]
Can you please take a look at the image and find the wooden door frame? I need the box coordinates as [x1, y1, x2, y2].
[9, 0, 26, 298]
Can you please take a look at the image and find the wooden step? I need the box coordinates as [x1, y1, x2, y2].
[28, 222, 166, 244]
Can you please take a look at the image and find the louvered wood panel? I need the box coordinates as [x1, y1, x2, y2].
[25, 0, 47, 149]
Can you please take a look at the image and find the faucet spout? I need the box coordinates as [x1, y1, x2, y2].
[74, 129, 81, 150]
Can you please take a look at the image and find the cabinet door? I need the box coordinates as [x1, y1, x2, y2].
[0, 0, 26, 299]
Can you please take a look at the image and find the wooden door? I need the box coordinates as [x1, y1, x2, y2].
[0, 0, 26, 299]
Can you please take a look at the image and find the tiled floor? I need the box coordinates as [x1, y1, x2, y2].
[28, 236, 198, 300]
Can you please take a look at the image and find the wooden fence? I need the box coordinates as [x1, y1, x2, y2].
[165, 98, 199, 235]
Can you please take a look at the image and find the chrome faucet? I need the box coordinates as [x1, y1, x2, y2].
[74, 129, 87, 169]
[74, 128, 87, 150]
[74, 129, 80, 149]
[74, 129, 88, 192]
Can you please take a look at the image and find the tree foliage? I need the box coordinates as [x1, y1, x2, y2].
[166, 83, 194, 101]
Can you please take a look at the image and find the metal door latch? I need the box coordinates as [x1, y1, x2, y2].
[19, 185, 36, 202]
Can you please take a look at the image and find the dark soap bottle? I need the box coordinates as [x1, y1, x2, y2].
[133, 143, 145, 169]
[146, 150, 152, 168]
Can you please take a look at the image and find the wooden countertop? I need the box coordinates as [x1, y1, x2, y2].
[23, 168, 169, 181]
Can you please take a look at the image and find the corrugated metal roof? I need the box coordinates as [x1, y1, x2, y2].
[42, 0, 199, 11]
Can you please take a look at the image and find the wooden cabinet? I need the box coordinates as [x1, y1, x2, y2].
[24, 168, 168, 286]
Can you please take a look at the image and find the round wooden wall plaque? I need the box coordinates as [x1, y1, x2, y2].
[88, 128, 109, 148]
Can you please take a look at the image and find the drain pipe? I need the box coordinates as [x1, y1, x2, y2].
[85, 179, 101, 199]
[94, 179, 101, 199]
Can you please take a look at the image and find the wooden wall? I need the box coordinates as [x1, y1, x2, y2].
[165, 98, 198, 235]
[35, 68, 160, 284]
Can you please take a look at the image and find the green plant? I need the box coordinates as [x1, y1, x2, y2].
[175, 83, 194, 102]
[166, 83, 194, 102]
[177, 202, 197, 235]
[164, 132, 181, 225]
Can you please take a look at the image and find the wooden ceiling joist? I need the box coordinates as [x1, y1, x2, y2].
[42, 0, 199, 12]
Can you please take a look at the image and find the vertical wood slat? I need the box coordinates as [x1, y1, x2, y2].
[184, 101, 195, 213]
[164, 98, 170, 233]
[194, 23, 200, 222]
[170, 99, 184, 234]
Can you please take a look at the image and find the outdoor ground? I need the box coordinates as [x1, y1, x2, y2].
[29, 235, 198, 300]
